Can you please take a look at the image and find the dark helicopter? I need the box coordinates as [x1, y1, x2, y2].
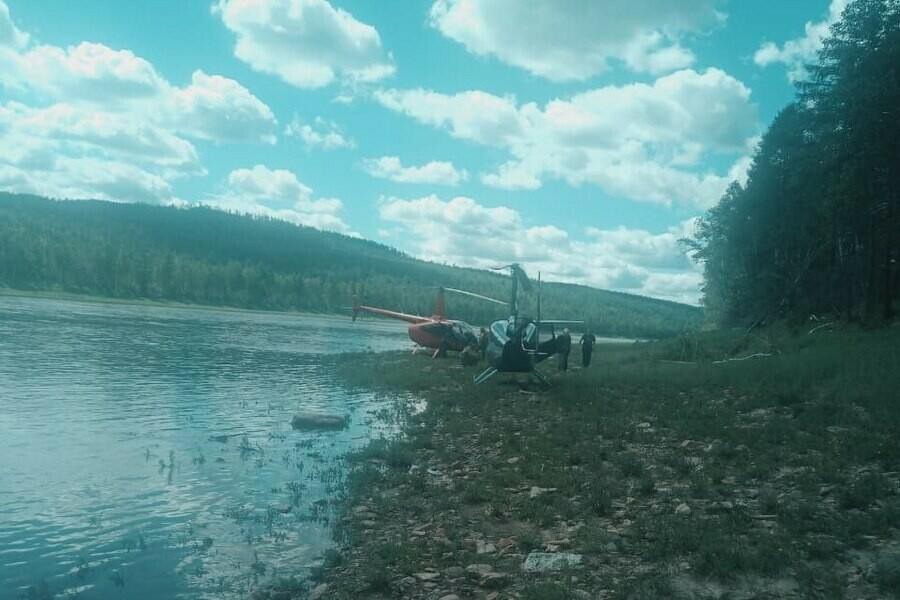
[473, 264, 582, 385]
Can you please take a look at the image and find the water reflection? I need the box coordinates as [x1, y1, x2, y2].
[0, 296, 411, 599]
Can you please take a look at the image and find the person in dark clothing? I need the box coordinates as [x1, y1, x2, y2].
[557, 328, 572, 372]
[460, 342, 480, 366]
[580, 330, 597, 367]
[478, 327, 489, 360]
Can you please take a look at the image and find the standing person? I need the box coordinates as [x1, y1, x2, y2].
[580, 329, 597, 368]
[557, 328, 572, 372]
[460, 342, 479, 366]
[478, 327, 489, 360]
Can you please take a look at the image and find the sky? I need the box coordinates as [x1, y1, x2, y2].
[0, 0, 848, 305]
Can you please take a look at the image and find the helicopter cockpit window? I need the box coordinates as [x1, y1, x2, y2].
[523, 322, 536, 348]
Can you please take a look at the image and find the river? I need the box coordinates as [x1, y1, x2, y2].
[0, 296, 412, 599]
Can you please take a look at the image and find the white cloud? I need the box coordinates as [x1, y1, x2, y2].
[362, 156, 468, 186]
[375, 88, 525, 146]
[285, 116, 355, 149]
[169, 70, 277, 144]
[0, 3, 277, 203]
[0, 41, 277, 143]
[0, 0, 28, 48]
[379, 194, 702, 304]
[376, 69, 758, 208]
[480, 161, 541, 190]
[206, 165, 354, 234]
[0, 22, 277, 144]
[0, 155, 174, 204]
[2, 102, 203, 174]
[0, 100, 197, 203]
[429, 0, 724, 79]
[754, 0, 848, 83]
[583, 219, 697, 271]
[1, 41, 168, 103]
[215, 0, 395, 88]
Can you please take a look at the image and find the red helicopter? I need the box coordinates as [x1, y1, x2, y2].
[351, 288, 491, 356]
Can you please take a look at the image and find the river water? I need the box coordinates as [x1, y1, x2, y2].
[0, 296, 412, 599]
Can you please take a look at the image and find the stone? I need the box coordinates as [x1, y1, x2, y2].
[523, 552, 583, 573]
[676, 502, 691, 515]
[476, 540, 497, 554]
[444, 566, 465, 578]
[439, 595, 461, 600]
[481, 572, 509, 589]
[290, 412, 347, 430]
[310, 583, 328, 600]
[465, 563, 493, 578]
[415, 571, 440, 581]
[529, 486, 558, 499]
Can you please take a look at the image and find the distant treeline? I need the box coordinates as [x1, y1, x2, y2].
[0, 193, 700, 338]
[687, 0, 899, 326]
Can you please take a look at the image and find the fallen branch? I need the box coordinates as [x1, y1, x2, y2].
[809, 321, 835, 334]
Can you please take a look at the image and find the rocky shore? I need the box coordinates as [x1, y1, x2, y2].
[262, 329, 900, 599]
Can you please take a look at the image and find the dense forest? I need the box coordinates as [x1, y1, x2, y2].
[0, 193, 700, 338]
[687, 0, 899, 326]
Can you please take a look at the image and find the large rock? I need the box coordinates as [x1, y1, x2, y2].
[290, 412, 347, 430]
[310, 583, 328, 600]
[523, 552, 583, 573]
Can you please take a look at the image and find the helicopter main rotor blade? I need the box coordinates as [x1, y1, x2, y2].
[443, 287, 508, 306]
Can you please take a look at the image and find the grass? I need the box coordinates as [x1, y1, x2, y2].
[874, 547, 900, 594]
[315, 324, 900, 599]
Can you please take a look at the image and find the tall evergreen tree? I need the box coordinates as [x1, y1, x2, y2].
[688, 0, 899, 325]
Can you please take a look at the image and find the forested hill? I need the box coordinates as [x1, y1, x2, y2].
[687, 0, 899, 327]
[0, 193, 700, 338]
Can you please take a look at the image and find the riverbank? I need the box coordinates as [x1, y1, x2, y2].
[295, 325, 900, 599]
[0, 287, 347, 321]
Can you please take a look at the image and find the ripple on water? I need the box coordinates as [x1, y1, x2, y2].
[0, 296, 411, 599]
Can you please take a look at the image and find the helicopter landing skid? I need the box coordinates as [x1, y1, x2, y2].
[473, 367, 498, 385]
[473, 367, 551, 386]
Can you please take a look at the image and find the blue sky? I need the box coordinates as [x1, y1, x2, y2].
[0, 0, 847, 304]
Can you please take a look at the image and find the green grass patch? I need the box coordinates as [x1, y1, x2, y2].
[324, 325, 900, 598]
